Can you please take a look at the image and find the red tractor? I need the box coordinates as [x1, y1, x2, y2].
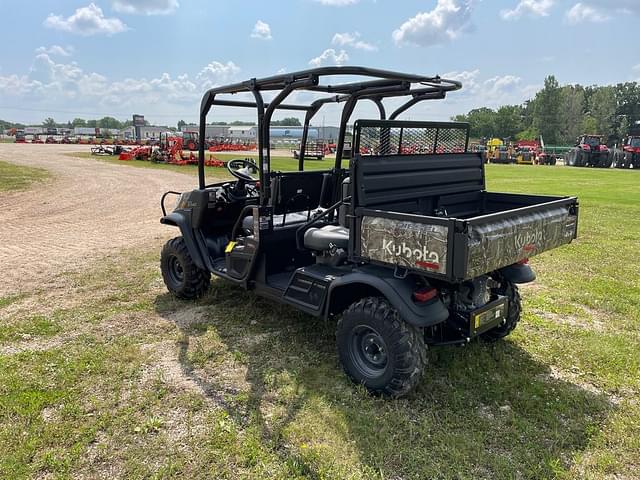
[565, 134, 611, 168]
[613, 136, 640, 169]
[182, 132, 199, 151]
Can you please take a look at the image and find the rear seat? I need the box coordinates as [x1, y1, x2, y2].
[242, 210, 317, 232]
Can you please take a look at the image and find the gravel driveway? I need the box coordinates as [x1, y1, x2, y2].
[0, 144, 200, 296]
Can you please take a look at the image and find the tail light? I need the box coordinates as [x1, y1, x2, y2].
[413, 287, 438, 303]
[580, 144, 591, 151]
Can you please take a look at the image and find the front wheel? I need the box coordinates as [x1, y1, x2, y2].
[482, 279, 521, 341]
[336, 297, 426, 397]
[161, 237, 210, 299]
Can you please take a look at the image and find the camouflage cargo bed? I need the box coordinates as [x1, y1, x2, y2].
[348, 120, 579, 282]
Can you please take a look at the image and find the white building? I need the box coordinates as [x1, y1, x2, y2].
[228, 126, 258, 140]
[119, 125, 170, 139]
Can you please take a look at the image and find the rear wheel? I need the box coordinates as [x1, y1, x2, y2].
[336, 297, 426, 397]
[161, 237, 210, 299]
[482, 279, 521, 341]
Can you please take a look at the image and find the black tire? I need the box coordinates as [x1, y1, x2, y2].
[161, 237, 210, 299]
[482, 279, 521, 341]
[336, 297, 426, 397]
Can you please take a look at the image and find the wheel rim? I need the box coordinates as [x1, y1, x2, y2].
[167, 254, 185, 285]
[348, 325, 389, 378]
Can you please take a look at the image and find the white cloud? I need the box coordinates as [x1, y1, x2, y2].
[332, 32, 377, 51]
[35, 45, 74, 57]
[392, 0, 474, 47]
[251, 20, 272, 40]
[565, 3, 610, 24]
[195, 61, 241, 89]
[0, 54, 241, 122]
[308, 49, 349, 67]
[500, 0, 554, 20]
[313, 0, 358, 5]
[44, 3, 127, 36]
[112, 0, 179, 15]
[443, 69, 481, 92]
[442, 69, 532, 108]
[581, 0, 640, 15]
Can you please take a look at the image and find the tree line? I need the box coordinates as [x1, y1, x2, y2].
[452, 76, 640, 145]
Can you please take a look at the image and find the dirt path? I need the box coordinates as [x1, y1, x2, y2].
[0, 144, 201, 297]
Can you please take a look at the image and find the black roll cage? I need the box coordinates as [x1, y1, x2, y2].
[197, 66, 461, 204]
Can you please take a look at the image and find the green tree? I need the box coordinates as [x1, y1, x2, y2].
[271, 117, 302, 126]
[97, 116, 122, 129]
[582, 115, 597, 136]
[494, 105, 523, 139]
[516, 126, 540, 141]
[617, 115, 629, 143]
[461, 107, 498, 138]
[614, 82, 640, 126]
[559, 85, 585, 144]
[43, 117, 56, 127]
[177, 119, 186, 130]
[86, 119, 98, 128]
[533, 75, 562, 144]
[72, 118, 87, 127]
[590, 86, 616, 138]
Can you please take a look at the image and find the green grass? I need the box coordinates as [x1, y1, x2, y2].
[0, 160, 50, 192]
[1, 164, 639, 478]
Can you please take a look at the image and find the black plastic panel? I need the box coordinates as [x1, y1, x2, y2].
[352, 152, 485, 208]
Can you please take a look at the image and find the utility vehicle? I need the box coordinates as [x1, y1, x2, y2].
[159, 67, 579, 397]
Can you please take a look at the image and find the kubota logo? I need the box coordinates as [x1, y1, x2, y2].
[382, 238, 440, 269]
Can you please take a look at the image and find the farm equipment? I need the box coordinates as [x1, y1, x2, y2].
[293, 141, 325, 160]
[208, 139, 257, 152]
[565, 134, 611, 168]
[182, 132, 199, 151]
[613, 136, 640, 169]
[158, 66, 579, 398]
[515, 140, 538, 165]
[14, 131, 26, 143]
[150, 133, 225, 167]
[91, 145, 126, 156]
[486, 138, 514, 164]
[119, 145, 151, 161]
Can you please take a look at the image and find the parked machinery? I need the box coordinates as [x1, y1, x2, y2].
[613, 136, 640, 169]
[182, 132, 199, 151]
[514, 140, 538, 165]
[488, 139, 514, 164]
[565, 134, 611, 168]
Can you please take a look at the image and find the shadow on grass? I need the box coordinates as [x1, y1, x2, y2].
[154, 280, 614, 479]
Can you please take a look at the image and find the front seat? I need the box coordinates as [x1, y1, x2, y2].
[303, 225, 349, 251]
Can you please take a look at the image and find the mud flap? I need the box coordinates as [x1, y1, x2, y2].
[498, 263, 536, 284]
[160, 212, 208, 271]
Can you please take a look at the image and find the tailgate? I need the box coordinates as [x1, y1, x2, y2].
[464, 198, 578, 279]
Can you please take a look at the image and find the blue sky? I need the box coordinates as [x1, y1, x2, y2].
[0, 0, 638, 126]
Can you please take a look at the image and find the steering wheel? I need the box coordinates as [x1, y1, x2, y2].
[227, 158, 259, 183]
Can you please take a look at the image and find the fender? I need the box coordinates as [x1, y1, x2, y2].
[160, 212, 208, 270]
[498, 263, 536, 284]
[324, 265, 449, 327]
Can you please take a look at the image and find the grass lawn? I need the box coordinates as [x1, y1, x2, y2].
[1, 164, 639, 478]
[0, 160, 50, 192]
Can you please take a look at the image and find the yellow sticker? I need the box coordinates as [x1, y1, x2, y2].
[225, 241, 236, 253]
[475, 315, 481, 328]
